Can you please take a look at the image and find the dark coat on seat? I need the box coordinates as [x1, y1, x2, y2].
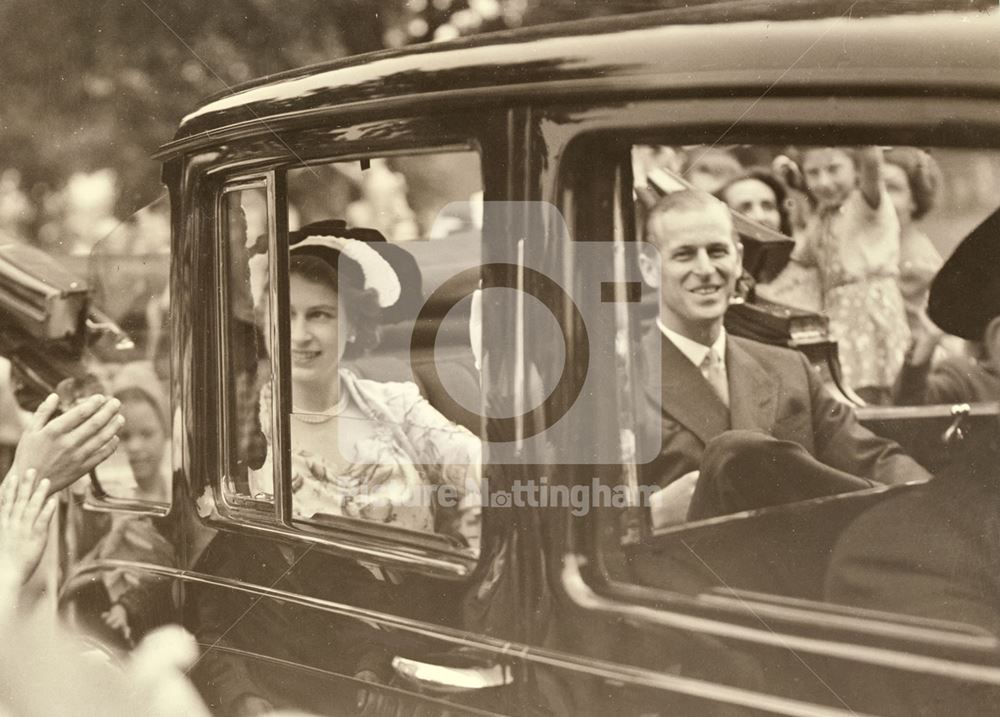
[825, 431, 1000, 636]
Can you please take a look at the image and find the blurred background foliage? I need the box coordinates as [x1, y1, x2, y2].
[0, 0, 985, 254]
[0, 0, 642, 227]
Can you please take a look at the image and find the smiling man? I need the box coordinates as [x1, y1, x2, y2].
[636, 189, 927, 528]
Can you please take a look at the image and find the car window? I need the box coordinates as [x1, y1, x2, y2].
[60, 193, 177, 641]
[219, 183, 274, 509]
[79, 194, 173, 508]
[218, 151, 484, 555]
[566, 134, 1000, 645]
[283, 152, 483, 554]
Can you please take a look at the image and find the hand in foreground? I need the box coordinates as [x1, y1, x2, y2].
[648, 470, 700, 531]
[12, 393, 123, 494]
[128, 625, 212, 717]
[0, 469, 57, 586]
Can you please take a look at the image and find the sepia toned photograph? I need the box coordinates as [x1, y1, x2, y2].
[0, 1, 997, 715]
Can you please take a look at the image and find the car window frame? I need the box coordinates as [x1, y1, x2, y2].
[538, 94, 1000, 671]
[199, 119, 496, 579]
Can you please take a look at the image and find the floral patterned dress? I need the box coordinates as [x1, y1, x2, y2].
[253, 370, 481, 550]
[795, 188, 910, 392]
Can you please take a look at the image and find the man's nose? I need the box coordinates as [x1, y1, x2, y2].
[692, 249, 714, 274]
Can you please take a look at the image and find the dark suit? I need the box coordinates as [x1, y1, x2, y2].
[825, 432, 1000, 634]
[638, 330, 927, 504]
[822, 433, 1000, 716]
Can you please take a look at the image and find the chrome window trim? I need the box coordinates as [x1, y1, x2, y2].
[69, 557, 903, 716]
[215, 177, 276, 520]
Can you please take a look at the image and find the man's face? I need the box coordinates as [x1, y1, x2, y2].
[642, 204, 742, 341]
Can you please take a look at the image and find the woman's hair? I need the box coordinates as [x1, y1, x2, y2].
[289, 253, 381, 352]
[715, 168, 793, 237]
[884, 147, 941, 221]
[113, 386, 168, 433]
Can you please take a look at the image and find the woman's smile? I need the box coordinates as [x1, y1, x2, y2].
[291, 348, 323, 365]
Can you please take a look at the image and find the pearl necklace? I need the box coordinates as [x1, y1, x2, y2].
[291, 392, 349, 424]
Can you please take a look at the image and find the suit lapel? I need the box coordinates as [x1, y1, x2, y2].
[727, 337, 778, 433]
[642, 330, 730, 445]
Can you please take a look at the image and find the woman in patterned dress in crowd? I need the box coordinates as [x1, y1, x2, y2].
[789, 146, 910, 405]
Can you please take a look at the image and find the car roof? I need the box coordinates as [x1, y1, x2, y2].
[161, 2, 999, 157]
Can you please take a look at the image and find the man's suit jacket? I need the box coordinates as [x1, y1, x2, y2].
[637, 329, 927, 489]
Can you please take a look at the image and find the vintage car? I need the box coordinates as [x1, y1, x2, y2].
[14, 2, 1000, 715]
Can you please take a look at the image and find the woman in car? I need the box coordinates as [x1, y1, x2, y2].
[252, 229, 481, 550]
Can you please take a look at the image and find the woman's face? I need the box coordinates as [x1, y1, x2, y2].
[289, 273, 352, 394]
[120, 399, 167, 490]
[721, 178, 782, 233]
[883, 161, 915, 227]
[802, 148, 857, 209]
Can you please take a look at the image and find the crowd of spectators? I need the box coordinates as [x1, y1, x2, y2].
[637, 143, 1000, 408]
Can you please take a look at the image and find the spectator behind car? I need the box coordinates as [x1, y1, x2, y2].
[788, 146, 910, 405]
[884, 147, 944, 338]
[893, 207, 1000, 406]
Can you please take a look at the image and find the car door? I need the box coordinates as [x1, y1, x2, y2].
[167, 111, 544, 716]
[522, 65, 1000, 714]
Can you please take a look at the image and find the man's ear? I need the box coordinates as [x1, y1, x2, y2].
[983, 315, 1000, 364]
[637, 244, 660, 289]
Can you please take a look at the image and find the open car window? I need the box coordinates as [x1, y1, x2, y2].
[567, 135, 1000, 647]
[217, 150, 484, 558]
[283, 152, 483, 555]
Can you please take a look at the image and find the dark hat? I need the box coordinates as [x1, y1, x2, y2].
[927, 206, 1000, 341]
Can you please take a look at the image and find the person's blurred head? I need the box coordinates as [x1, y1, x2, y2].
[640, 190, 742, 345]
[883, 147, 941, 229]
[801, 147, 858, 210]
[716, 169, 792, 236]
[115, 387, 167, 495]
[683, 148, 744, 194]
[927, 207, 1000, 371]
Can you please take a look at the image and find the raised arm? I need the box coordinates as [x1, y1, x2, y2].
[857, 145, 885, 210]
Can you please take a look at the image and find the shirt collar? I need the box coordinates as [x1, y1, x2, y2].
[657, 319, 727, 368]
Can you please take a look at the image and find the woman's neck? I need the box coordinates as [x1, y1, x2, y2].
[294, 374, 343, 412]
